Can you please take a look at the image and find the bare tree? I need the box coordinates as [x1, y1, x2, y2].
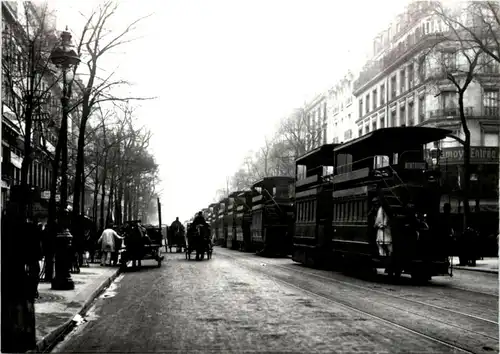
[431, 1, 500, 63]
[69, 1, 156, 233]
[419, 1, 498, 230]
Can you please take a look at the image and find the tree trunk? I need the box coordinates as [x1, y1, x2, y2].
[92, 166, 99, 223]
[81, 169, 85, 215]
[99, 154, 108, 230]
[123, 184, 129, 223]
[458, 93, 471, 231]
[106, 170, 115, 225]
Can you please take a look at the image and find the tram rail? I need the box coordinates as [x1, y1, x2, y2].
[221, 249, 498, 354]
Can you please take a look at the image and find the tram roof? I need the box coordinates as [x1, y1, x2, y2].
[296, 143, 339, 166]
[333, 127, 452, 154]
[252, 176, 294, 188]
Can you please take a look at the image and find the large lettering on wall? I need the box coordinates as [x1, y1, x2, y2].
[441, 147, 499, 165]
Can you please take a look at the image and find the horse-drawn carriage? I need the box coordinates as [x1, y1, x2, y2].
[185, 223, 213, 260]
[119, 220, 164, 268]
[167, 224, 186, 253]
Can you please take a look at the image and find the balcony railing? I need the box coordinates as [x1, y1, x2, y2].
[484, 106, 499, 117]
[353, 32, 445, 93]
[428, 107, 474, 119]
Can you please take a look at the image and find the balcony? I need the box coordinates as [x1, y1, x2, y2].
[427, 107, 474, 119]
[353, 32, 446, 94]
[484, 106, 499, 117]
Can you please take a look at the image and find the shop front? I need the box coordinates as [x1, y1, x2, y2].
[436, 146, 499, 256]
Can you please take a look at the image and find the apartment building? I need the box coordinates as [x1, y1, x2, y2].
[352, 1, 499, 215]
[303, 94, 327, 151]
[327, 71, 356, 144]
[1, 1, 70, 215]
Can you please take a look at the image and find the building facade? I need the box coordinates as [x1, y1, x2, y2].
[352, 1, 499, 221]
[1, 1, 66, 217]
[327, 71, 356, 144]
[303, 94, 328, 151]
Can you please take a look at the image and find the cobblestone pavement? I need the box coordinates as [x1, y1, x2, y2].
[52, 250, 469, 353]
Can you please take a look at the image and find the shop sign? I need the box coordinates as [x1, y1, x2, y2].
[440, 146, 499, 164]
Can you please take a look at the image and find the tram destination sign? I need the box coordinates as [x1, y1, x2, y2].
[440, 146, 499, 165]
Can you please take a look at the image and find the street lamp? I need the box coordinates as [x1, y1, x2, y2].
[50, 27, 80, 290]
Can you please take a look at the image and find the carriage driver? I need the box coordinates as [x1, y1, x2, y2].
[170, 217, 184, 234]
[192, 211, 211, 247]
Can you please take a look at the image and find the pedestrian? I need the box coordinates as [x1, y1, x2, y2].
[25, 217, 42, 299]
[374, 198, 392, 257]
[98, 224, 124, 266]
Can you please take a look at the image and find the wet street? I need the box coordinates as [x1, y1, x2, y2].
[54, 247, 498, 353]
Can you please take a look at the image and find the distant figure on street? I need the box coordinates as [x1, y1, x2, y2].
[98, 225, 124, 266]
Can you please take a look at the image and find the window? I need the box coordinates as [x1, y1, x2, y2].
[390, 76, 397, 99]
[379, 116, 385, 128]
[337, 153, 353, 174]
[359, 99, 364, 117]
[400, 68, 406, 93]
[372, 120, 377, 132]
[408, 63, 414, 89]
[399, 105, 406, 126]
[443, 52, 457, 71]
[380, 84, 385, 105]
[374, 155, 390, 168]
[358, 127, 363, 137]
[418, 96, 425, 122]
[483, 89, 499, 117]
[389, 109, 397, 127]
[365, 94, 370, 114]
[408, 101, 414, 126]
[372, 89, 377, 110]
[365, 125, 370, 134]
[442, 91, 458, 113]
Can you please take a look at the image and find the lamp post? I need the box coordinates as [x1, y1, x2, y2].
[50, 27, 80, 290]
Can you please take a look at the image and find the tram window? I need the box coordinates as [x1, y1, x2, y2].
[393, 153, 399, 165]
[340, 202, 345, 222]
[336, 154, 353, 174]
[272, 187, 277, 196]
[299, 202, 303, 222]
[346, 202, 351, 222]
[297, 165, 307, 180]
[374, 155, 390, 169]
[313, 201, 317, 222]
[323, 165, 334, 176]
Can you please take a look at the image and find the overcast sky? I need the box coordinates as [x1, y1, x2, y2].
[51, 0, 407, 223]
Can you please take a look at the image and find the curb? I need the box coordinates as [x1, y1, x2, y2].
[31, 266, 123, 353]
[453, 265, 498, 274]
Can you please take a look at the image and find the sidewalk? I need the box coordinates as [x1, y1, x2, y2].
[451, 256, 498, 274]
[32, 263, 121, 353]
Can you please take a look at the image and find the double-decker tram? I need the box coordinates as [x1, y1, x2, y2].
[216, 198, 228, 246]
[292, 144, 339, 267]
[233, 190, 254, 251]
[330, 127, 452, 281]
[208, 203, 219, 242]
[225, 192, 238, 249]
[250, 176, 295, 256]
